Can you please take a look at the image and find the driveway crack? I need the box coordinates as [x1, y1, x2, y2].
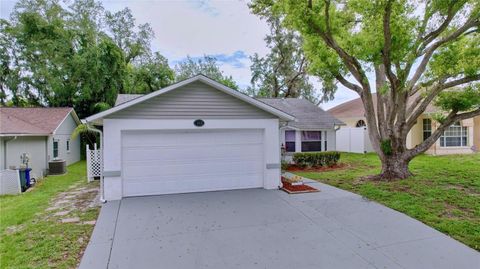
[106, 200, 122, 269]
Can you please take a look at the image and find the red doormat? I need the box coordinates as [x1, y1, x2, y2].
[281, 179, 319, 194]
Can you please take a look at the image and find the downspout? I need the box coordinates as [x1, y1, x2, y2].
[85, 125, 106, 203]
[333, 124, 342, 152]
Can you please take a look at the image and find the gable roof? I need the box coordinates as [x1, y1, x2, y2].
[115, 94, 143, 106]
[259, 98, 344, 129]
[0, 107, 80, 136]
[328, 93, 437, 119]
[85, 75, 295, 123]
[328, 96, 375, 119]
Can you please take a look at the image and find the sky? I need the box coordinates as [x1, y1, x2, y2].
[0, 0, 359, 109]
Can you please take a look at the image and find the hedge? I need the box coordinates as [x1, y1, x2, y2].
[292, 151, 341, 168]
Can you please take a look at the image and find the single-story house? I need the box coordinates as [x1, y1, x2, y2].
[258, 98, 344, 156]
[0, 107, 81, 178]
[329, 94, 480, 155]
[85, 75, 342, 200]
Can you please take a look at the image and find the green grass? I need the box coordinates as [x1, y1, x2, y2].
[0, 161, 100, 269]
[293, 153, 480, 251]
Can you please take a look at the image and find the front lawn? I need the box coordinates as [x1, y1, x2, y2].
[293, 153, 480, 251]
[0, 161, 101, 269]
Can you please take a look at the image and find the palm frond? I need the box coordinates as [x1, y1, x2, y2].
[71, 123, 97, 140]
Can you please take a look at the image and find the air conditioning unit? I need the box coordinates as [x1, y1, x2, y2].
[48, 160, 66, 175]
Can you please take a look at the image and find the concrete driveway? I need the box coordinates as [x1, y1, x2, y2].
[80, 180, 479, 269]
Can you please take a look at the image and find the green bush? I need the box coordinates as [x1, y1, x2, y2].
[281, 160, 290, 171]
[292, 151, 341, 168]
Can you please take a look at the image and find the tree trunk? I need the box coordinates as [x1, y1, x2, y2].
[379, 155, 412, 180]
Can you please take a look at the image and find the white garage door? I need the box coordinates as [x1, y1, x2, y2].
[122, 129, 264, 197]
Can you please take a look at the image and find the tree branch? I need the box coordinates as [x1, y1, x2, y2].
[284, 57, 306, 96]
[421, 5, 456, 47]
[375, 64, 388, 138]
[381, 0, 399, 89]
[406, 107, 480, 158]
[335, 74, 362, 93]
[406, 74, 480, 128]
[441, 73, 480, 89]
[407, 18, 479, 91]
[306, 0, 370, 91]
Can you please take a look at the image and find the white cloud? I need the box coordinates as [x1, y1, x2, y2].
[102, 0, 270, 60]
[218, 56, 253, 88]
[102, 0, 270, 91]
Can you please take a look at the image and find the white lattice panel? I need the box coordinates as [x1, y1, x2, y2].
[86, 144, 102, 182]
[0, 170, 21, 195]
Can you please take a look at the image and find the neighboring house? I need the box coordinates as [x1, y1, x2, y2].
[0, 107, 81, 178]
[258, 98, 344, 157]
[85, 75, 300, 200]
[329, 94, 480, 155]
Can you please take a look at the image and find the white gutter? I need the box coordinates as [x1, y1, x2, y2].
[85, 125, 106, 203]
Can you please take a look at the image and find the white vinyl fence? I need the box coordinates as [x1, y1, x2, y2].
[86, 143, 102, 182]
[0, 169, 21, 195]
[336, 127, 374, 153]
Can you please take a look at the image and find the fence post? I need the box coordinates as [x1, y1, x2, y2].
[86, 144, 91, 182]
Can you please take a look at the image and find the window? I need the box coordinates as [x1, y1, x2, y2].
[53, 140, 59, 158]
[440, 122, 468, 147]
[66, 139, 70, 152]
[356, 120, 366, 127]
[285, 130, 296, 152]
[423, 119, 432, 141]
[301, 131, 322, 152]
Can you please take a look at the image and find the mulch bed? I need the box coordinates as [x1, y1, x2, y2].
[281, 178, 319, 194]
[286, 163, 348, 172]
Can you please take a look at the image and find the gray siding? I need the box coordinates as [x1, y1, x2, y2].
[5, 136, 48, 178]
[0, 138, 4, 170]
[108, 81, 276, 119]
[48, 114, 81, 165]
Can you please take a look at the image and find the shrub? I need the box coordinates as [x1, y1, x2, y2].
[281, 160, 290, 171]
[292, 151, 341, 168]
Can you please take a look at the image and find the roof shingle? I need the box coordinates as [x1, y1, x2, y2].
[328, 93, 438, 119]
[114, 94, 143, 106]
[0, 107, 74, 135]
[258, 98, 344, 129]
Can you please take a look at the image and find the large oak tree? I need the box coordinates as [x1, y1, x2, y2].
[251, 0, 480, 179]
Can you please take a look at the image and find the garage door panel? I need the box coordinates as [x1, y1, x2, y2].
[125, 172, 262, 185]
[123, 129, 262, 147]
[124, 173, 263, 196]
[122, 129, 264, 197]
[124, 159, 263, 179]
[122, 143, 263, 162]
